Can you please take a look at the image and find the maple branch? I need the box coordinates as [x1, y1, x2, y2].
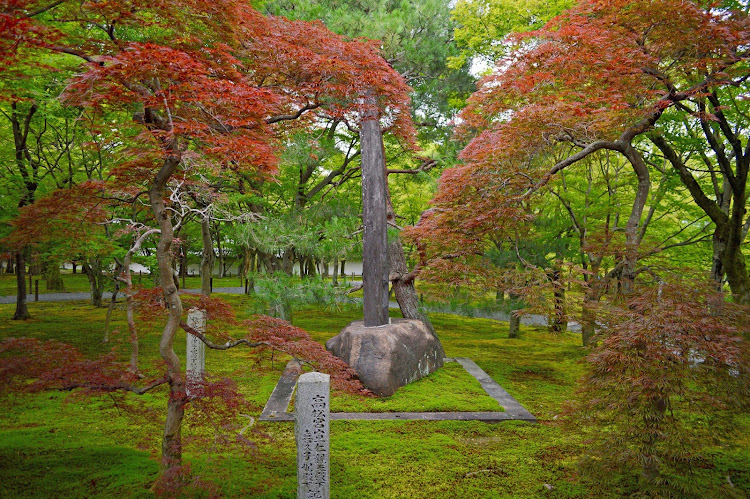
[266, 102, 322, 124]
[25, 0, 66, 17]
[49, 46, 98, 64]
[181, 322, 264, 350]
[387, 158, 438, 175]
[649, 134, 727, 224]
[522, 140, 619, 197]
[60, 375, 169, 395]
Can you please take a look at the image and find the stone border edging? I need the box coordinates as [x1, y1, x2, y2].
[259, 357, 536, 423]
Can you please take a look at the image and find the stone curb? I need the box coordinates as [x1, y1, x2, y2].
[259, 357, 536, 423]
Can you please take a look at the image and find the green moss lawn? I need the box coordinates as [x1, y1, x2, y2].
[1, 296, 748, 497]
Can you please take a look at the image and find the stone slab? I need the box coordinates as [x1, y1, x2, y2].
[454, 357, 536, 421]
[260, 360, 302, 420]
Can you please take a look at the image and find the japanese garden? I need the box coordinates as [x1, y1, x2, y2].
[1, 0, 749, 497]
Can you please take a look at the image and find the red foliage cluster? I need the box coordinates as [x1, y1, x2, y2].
[408, 0, 750, 283]
[3, 181, 112, 253]
[0, 337, 157, 393]
[0, 1, 63, 84]
[243, 315, 370, 395]
[131, 289, 368, 393]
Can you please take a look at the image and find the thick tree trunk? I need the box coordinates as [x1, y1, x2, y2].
[711, 227, 726, 287]
[13, 250, 30, 320]
[281, 249, 295, 275]
[360, 92, 390, 327]
[200, 217, 214, 296]
[150, 156, 186, 470]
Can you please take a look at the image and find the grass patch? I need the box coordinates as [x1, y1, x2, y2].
[328, 361, 503, 412]
[0, 297, 748, 498]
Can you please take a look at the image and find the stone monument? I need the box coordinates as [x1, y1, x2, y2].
[325, 92, 444, 397]
[186, 308, 206, 397]
[296, 372, 330, 499]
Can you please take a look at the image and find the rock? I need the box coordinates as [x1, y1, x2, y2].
[325, 318, 445, 397]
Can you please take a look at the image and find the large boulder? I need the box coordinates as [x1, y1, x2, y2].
[325, 318, 444, 397]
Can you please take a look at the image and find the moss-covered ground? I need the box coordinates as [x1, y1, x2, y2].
[0, 296, 748, 497]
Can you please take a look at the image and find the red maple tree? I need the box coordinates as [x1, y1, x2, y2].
[4, 0, 413, 477]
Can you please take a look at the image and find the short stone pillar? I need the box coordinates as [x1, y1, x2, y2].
[186, 308, 206, 397]
[508, 310, 520, 339]
[295, 372, 330, 499]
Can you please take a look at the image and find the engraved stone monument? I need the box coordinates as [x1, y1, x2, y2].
[186, 308, 206, 397]
[295, 372, 330, 499]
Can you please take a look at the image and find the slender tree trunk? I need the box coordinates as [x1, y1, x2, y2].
[332, 258, 339, 286]
[13, 250, 30, 320]
[200, 217, 214, 296]
[121, 230, 158, 374]
[150, 156, 186, 470]
[82, 259, 104, 307]
[620, 145, 650, 297]
[215, 223, 225, 277]
[103, 261, 122, 342]
[388, 237, 439, 337]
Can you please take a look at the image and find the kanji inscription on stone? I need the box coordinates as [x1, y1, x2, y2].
[295, 372, 330, 499]
[186, 308, 206, 397]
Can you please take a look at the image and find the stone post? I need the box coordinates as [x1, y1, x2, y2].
[508, 310, 520, 339]
[296, 372, 330, 499]
[360, 91, 389, 327]
[186, 308, 206, 397]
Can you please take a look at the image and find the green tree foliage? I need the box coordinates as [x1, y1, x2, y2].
[449, 0, 573, 70]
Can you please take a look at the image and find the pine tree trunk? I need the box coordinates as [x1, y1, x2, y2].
[548, 268, 567, 333]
